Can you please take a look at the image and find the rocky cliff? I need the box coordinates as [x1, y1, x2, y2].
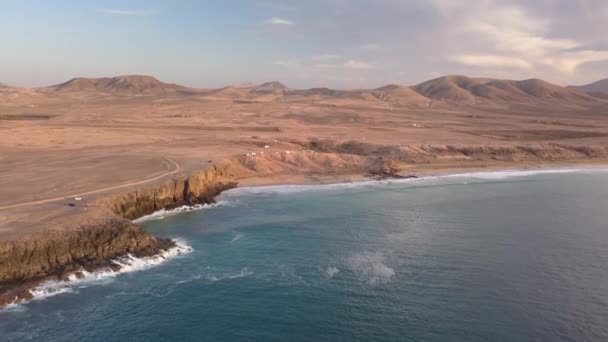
[99, 165, 238, 220]
[0, 165, 238, 308]
[0, 218, 174, 306]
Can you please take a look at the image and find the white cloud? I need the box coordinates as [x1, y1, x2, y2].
[360, 43, 381, 51]
[311, 54, 340, 61]
[264, 17, 294, 25]
[276, 56, 375, 71]
[548, 50, 608, 73]
[451, 55, 533, 70]
[432, 0, 608, 76]
[274, 59, 300, 68]
[343, 60, 376, 70]
[97, 8, 155, 16]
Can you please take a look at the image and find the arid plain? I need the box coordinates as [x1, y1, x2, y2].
[2, 75, 608, 239]
[1, 74, 608, 305]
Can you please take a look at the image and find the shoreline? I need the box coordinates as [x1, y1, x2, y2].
[136, 162, 608, 224]
[2, 156, 608, 310]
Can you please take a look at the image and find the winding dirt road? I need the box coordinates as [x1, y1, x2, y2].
[0, 158, 180, 211]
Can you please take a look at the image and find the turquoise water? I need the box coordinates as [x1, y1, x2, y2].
[2, 170, 608, 341]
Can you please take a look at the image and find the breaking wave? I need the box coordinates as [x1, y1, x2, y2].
[346, 252, 395, 285]
[324, 266, 340, 279]
[230, 233, 243, 243]
[133, 201, 230, 223]
[221, 167, 608, 197]
[18, 239, 192, 306]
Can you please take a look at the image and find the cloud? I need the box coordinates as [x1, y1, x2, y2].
[360, 43, 382, 51]
[274, 59, 300, 68]
[431, 0, 608, 76]
[343, 60, 376, 70]
[451, 55, 533, 70]
[276, 56, 375, 71]
[549, 50, 608, 73]
[311, 54, 340, 61]
[264, 17, 294, 25]
[96, 8, 155, 16]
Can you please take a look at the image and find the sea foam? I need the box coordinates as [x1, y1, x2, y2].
[133, 201, 229, 223]
[346, 252, 395, 285]
[221, 167, 608, 198]
[20, 239, 192, 305]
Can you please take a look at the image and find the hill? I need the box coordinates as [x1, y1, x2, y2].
[250, 81, 288, 95]
[44, 75, 191, 95]
[413, 75, 596, 104]
[371, 85, 431, 107]
[569, 78, 608, 98]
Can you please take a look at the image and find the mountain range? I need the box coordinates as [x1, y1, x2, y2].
[2, 74, 607, 108]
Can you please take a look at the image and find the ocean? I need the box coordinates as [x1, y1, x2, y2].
[2, 169, 608, 341]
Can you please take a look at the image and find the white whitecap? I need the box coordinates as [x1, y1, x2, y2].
[220, 167, 608, 198]
[20, 239, 193, 305]
[133, 201, 230, 223]
[0, 299, 28, 313]
[205, 267, 253, 282]
[324, 266, 340, 279]
[346, 252, 395, 285]
[230, 232, 243, 243]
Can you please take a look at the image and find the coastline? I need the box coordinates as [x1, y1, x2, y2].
[2, 153, 608, 309]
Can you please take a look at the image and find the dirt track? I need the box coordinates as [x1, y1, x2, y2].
[0, 158, 180, 211]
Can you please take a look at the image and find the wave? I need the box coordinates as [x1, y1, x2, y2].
[324, 266, 340, 279]
[133, 201, 230, 223]
[222, 167, 608, 197]
[230, 232, 243, 243]
[346, 252, 395, 285]
[0, 300, 28, 313]
[204, 267, 254, 283]
[18, 239, 192, 306]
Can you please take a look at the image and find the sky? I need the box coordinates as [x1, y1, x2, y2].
[1, 0, 607, 88]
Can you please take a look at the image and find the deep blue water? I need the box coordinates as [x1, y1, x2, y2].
[2, 169, 608, 341]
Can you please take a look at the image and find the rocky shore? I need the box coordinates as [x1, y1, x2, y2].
[2, 142, 608, 308]
[0, 165, 237, 307]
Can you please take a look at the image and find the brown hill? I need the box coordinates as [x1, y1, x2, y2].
[371, 85, 431, 107]
[287, 87, 344, 97]
[250, 81, 288, 95]
[44, 75, 191, 95]
[205, 86, 252, 100]
[569, 78, 608, 98]
[413, 75, 597, 104]
[413, 75, 479, 103]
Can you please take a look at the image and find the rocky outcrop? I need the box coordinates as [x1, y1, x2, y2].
[99, 165, 238, 220]
[0, 218, 174, 307]
[0, 165, 238, 308]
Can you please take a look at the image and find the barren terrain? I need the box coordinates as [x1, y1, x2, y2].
[2, 74, 608, 305]
[1, 74, 608, 238]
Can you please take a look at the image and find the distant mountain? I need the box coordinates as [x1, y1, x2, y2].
[569, 78, 608, 98]
[371, 85, 431, 107]
[287, 87, 344, 97]
[250, 81, 288, 95]
[205, 86, 252, 99]
[4, 73, 605, 108]
[44, 75, 191, 95]
[413, 75, 596, 104]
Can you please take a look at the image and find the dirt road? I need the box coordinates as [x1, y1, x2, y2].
[0, 158, 180, 211]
